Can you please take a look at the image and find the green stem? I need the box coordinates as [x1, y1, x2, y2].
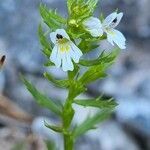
[62, 98, 74, 150]
[64, 134, 74, 150]
[62, 71, 79, 150]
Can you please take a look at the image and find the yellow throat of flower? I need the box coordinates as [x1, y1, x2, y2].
[58, 38, 70, 52]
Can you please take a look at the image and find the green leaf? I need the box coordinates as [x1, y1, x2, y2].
[79, 64, 107, 85]
[38, 24, 52, 58]
[73, 109, 113, 138]
[44, 60, 54, 67]
[45, 140, 58, 150]
[78, 39, 99, 53]
[69, 0, 99, 21]
[40, 4, 66, 30]
[44, 121, 63, 133]
[74, 97, 118, 109]
[67, 0, 76, 15]
[79, 48, 120, 66]
[79, 48, 120, 85]
[79, 50, 106, 66]
[21, 76, 61, 116]
[44, 72, 69, 88]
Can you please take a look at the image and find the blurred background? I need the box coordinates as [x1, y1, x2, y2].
[0, 0, 150, 150]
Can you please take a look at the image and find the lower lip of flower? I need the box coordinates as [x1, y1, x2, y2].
[105, 28, 115, 36]
[59, 43, 70, 52]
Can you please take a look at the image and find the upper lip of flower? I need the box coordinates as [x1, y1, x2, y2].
[102, 12, 123, 29]
[56, 34, 63, 39]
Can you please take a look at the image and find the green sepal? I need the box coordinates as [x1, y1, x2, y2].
[74, 97, 118, 109]
[38, 24, 52, 58]
[40, 4, 66, 30]
[44, 72, 69, 88]
[21, 76, 61, 116]
[73, 109, 113, 138]
[44, 121, 63, 133]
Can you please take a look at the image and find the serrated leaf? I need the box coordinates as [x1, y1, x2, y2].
[73, 109, 113, 138]
[40, 4, 66, 30]
[79, 48, 120, 66]
[44, 72, 69, 88]
[21, 76, 61, 116]
[74, 97, 118, 109]
[79, 64, 107, 85]
[38, 24, 52, 58]
[79, 48, 121, 84]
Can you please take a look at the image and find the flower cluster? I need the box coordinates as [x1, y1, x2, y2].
[50, 12, 126, 71]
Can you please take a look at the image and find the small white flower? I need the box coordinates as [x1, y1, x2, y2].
[83, 17, 103, 37]
[102, 12, 126, 49]
[50, 29, 83, 72]
[83, 12, 126, 49]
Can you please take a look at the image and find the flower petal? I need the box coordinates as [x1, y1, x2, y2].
[50, 29, 70, 44]
[62, 52, 74, 71]
[50, 45, 62, 68]
[113, 12, 123, 28]
[50, 32, 57, 44]
[70, 42, 83, 63]
[102, 12, 117, 28]
[83, 17, 103, 37]
[89, 28, 104, 37]
[106, 29, 126, 49]
[55, 29, 70, 40]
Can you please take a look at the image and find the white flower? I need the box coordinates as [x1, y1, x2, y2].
[83, 12, 126, 49]
[102, 12, 126, 49]
[83, 17, 103, 37]
[50, 29, 83, 72]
